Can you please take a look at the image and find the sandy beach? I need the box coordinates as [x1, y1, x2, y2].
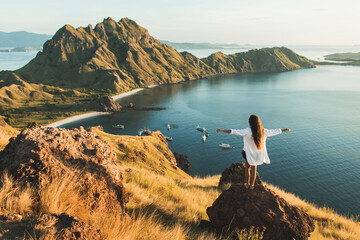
[112, 88, 145, 100]
[46, 87, 147, 127]
[46, 112, 111, 127]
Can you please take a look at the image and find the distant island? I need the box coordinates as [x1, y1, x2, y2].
[324, 52, 360, 61]
[0, 17, 314, 128]
[0, 31, 52, 47]
[0, 46, 43, 52]
[314, 52, 360, 66]
[159, 40, 249, 49]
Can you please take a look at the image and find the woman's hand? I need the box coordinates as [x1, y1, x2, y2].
[282, 128, 291, 132]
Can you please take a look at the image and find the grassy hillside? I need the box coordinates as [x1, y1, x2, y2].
[0, 128, 359, 239]
[0, 18, 315, 128]
[0, 116, 18, 150]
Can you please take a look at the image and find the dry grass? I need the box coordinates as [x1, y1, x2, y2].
[266, 183, 360, 240]
[1, 152, 359, 239]
[0, 172, 33, 214]
[0, 119, 19, 150]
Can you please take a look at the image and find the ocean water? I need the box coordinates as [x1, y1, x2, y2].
[0, 48, 38, 71]
[61, 65, 360, 217]
[1, 45, 360, 217]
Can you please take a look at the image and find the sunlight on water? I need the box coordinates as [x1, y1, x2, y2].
[62, 66, 360, 217]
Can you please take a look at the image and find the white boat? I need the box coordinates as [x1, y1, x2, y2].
[113, 124, 124, 129]
[165, 136, 173, 141]
[219, 143, 231, 149]
[167, 124, 171, 131]
[196, 125, 206, 133]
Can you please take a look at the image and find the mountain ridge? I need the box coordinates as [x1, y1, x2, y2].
[0, 17, 315, 127]
[10, 17, 314, 92]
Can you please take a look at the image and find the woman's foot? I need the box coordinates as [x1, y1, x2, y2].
[244, 183, 250, 189]
[249, 184, 255, 190]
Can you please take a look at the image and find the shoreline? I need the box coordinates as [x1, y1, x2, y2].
[46, 87, 148, 128]
[46, 112, 111, 128]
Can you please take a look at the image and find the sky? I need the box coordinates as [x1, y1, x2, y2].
[1, 0, 359, 45]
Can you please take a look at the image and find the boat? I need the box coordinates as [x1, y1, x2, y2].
[167, 124, 171, 131]
[196, 125, 206, 133]
[137, 130, 144, 136]
[202, 135, 207, 143]
[165, 136, 173, 141]
[112, 124, 124, 129]
[219, 143, 231, 149]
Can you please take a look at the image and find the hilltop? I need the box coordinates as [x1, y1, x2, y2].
[0, 126, 359, 239]
[0, 17, 315, 128]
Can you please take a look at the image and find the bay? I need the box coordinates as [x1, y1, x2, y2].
[61, 65, 360, 217]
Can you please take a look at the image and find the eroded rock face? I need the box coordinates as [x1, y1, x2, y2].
[97, 96, 122, 112]
[218, 162, 261, 187]
[0, 212, 102, 240]
[0, 127, 127, 213]
[207, 183, 315, 240]
[173, 152, 191, 174]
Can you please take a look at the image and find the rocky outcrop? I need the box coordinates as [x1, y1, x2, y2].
[201, 47, 315, 74]
[96, 96, 122, 112]
[173, 152, 191, 174]
[218, 162, 261, 187]
[207, 183, 315, 239]
[0, 212, 102, 240]
[0, 127, 128, 213]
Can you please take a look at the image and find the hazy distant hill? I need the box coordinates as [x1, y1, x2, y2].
[159, 40, 248, 49]
[0, 31, 52, 47]
[324, 52, 360, 61]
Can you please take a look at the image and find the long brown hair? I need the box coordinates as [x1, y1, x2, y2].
[249, 114, 264, 150]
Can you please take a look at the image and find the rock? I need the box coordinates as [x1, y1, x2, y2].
[206, 183, 315, 239]
[173, 152, 191, 174]
[218, 162, 261, 187]
[0, 127, 128, 214]
[96, 96, 122, 112]
[0, 212, 102, 240]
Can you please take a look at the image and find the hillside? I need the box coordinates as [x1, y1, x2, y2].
[0, 31, 52, 47]
[0, 127, 359, 239]
[7, 17, 313, 92]
[0, 17, 315, 128]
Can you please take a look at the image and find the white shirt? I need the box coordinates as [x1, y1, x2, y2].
[231, 128, 282, 166]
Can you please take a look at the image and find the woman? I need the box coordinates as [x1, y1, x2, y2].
[216, 114, 290, 190]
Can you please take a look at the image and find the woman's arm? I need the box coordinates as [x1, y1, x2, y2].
[216, 129, 231, 133]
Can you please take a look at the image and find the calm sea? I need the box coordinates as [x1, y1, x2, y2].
[1, 46, 360, 217]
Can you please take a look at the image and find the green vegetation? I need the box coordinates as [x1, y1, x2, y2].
[0, 18, 315, 128]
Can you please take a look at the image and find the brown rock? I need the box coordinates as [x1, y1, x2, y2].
[0, 212, 102, 240]
[207, 183, 315, 240]
[97, 96, 122, 112]
[218, 162, 261, 187]
[0, 127, 127, 214]
[173, 152, 191, 174]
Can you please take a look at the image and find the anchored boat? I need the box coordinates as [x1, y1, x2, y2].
[219, 143, 231, 149]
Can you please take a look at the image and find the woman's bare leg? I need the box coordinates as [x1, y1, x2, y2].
[244, 159, 250, 188]
[250, 165, 257, 189]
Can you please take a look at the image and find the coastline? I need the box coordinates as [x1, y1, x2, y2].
[46, 112, 111, 128]
[46, 87, 147, 128]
